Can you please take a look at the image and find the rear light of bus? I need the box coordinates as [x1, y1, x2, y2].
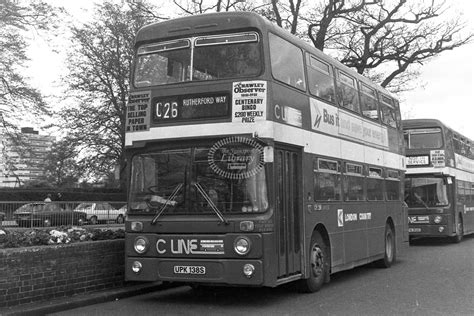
[438, 227, 444, 233]
[132, 261, 142, 274]
[434, 216, 442, 224]
[234, 236, 251, 255]
[134, 236, 149, 254]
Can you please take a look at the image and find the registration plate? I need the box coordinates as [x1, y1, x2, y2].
[409, 228, 421, 233]
[173, 265, 206, 275]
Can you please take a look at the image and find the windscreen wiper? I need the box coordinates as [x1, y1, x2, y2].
[150, 183, 183, 225]
[194, 182, 229, 225]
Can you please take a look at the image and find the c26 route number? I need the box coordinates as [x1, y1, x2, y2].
[156, 102, 178, 119]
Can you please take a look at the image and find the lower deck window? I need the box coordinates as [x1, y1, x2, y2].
[344, 175, 364, 201]
[367, 178, 384, 200]
[314, 172, 341, 201]
[386, 180, 400, 200]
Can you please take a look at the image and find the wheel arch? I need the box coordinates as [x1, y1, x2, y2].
[386, 216, 395, 233]
[311, 223, 331, 274]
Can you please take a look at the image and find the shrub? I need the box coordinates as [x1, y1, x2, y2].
[0, 226, 125, 249]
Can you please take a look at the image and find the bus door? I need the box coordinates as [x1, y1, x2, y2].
[275, 146, 302, 278]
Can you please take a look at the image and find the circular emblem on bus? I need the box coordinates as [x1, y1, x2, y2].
[208, 136, 264, 180]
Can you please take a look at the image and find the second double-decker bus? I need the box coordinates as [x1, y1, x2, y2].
[124, 11, 408, 292]
[404, 119, 474, 242]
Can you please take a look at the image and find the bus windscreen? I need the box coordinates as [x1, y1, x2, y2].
[129, 147, 269, 215]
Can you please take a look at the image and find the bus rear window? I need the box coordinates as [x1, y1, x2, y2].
[404, 128, 443, 149]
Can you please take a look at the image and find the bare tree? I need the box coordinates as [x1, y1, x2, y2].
[304, 0, 377, 50]
[331, 0, 473, 91]
[172, 0, 472, 93]
[172, 0, 248, 14]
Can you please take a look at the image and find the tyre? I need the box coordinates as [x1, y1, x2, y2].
[90, 216, 98, 225]
[452, 214, 463, 243]
[375, 223, 396, 268]
[116, 215, 124, 224]
[298, 231, 329, 293]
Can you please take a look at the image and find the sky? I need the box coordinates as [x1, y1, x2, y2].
[23, 0, 474, 139]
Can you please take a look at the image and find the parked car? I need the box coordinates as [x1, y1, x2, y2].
[73, 203, 125, 225]
[13, 203, 87, 227]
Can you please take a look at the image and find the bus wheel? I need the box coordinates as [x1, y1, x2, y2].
[452, 214, 463, 243]
[376, 223, 396, 268]
[299, 231, 328, 293]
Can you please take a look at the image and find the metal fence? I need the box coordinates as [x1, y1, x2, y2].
[0, 201, 127, 228]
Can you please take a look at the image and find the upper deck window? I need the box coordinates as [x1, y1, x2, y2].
[380, 94, 397, 128]
[360, 83, 379, 120]
[135, 39, 192, 86]
[336, 70, 360, 113]
[269, 33, 306, 91]
[307, 54, 335, 103]
[404, 127, 443, 149]
[134, 32, 262, 87]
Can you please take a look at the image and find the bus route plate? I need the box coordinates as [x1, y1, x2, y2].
[173, 265, 206, 275]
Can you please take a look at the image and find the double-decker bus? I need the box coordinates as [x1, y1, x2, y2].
[124, 12, 408, 292]
[404, 119, 474, 242]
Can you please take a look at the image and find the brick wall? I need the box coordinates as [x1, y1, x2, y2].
[0, 239, 125, 308]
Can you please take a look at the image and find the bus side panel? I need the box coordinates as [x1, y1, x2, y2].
[366, 201, 388, 259]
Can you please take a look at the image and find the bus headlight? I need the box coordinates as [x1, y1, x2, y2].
[132, 261, 142, 274]
[434, 216, 442, 224]
[234, 237, 251, 256]
[134, 237, 149, 254]
[243, 264, 255, 278]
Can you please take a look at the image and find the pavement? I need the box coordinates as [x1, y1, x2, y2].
[1, 281, 171, 316]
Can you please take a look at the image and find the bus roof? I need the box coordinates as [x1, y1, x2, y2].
[136, 11, 395, 100]
[402, 118, 444, 129]
[136, 11, 270, 44]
